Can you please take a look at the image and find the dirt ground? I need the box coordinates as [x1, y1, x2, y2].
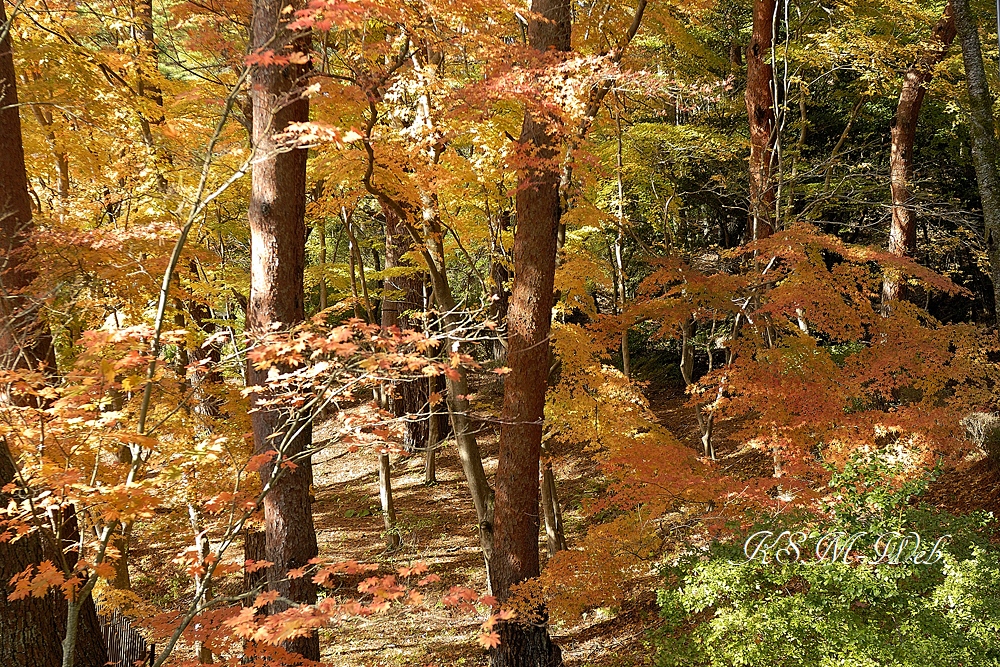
[309, 406, 662, 667]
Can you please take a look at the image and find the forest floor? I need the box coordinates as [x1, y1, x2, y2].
[132, 370, 1000, 665]
[308, 393, 662, 667]
[303, 368, 767, 667]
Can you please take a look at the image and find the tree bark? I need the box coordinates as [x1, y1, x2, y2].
[489, 0, 569, 664]
[246, 0, 319, 658]
[953, 0, 1000, 321]
[0, 449, 109, 667]
[883, 3, 956, 307]
[745, 0, 778, 241]
[0, 6, 55, 373]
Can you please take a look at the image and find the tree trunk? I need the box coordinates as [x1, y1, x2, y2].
[540, 460, 567, 557]
[414, 194, 496, 566]
[0, 449, 109, 667]
[318, 219, 328, 311]
[883, 3, 956, 308]
[1, 10, 107, 666]
[489, 1, 569, 664]
[614, 103, 630, 377]
[113, 525, 133, 590]
[0, 6, 55, 374]
[680, 316, 716, 459]
[378, 199, 430, 549]
[489, 209, 512, 362]
[425, 375, 438, 484]
[953, 0, 1000, 321]
[377, 452, 399, 550]
[381, 199, 431, 449]
[243, 528, 267, 591]
[745, 0, 778, 241]
[246, 0, 319, 658]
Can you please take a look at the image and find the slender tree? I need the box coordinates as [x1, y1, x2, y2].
[378, 199, 428, 550]
[489, 0, 570, 664]
[745, 0, 778, 240]
[953, 0, 1000, 320]
[245, 0, 319, 659]
[883, 2, 956, 308]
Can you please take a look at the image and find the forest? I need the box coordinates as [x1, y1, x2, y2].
[7, 0, 1000, 664]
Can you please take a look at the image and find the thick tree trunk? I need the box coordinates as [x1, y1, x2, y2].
[1, 11, 106, 666]
[0, 6, 55, 373]
[246, 0, 318, 658]
[883, 3, 956, 307]
[0, 451, 109, 667]
[953, 0, 1000, 321]
[489, 1, 569, 664]
[243, 528, 267, 597]
[745, 0, 778, 241]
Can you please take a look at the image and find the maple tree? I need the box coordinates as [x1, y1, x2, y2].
[8, 0, 1000, 665]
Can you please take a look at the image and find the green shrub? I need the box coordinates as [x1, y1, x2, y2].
[654, 455, 1000, 667]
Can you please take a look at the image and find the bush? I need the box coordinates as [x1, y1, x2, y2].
[654, 455, 1000, 667]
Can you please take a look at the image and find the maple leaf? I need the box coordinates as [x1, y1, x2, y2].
[93, 562, 117, 580]
[244, 559, 274, 574]
[246, 451, 277, 473]
[253, 590, 280, 608]
[397, 562, 429, 577]
[477, 631, 502, 649]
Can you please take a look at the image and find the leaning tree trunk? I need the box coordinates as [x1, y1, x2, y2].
[0, 7, 107, 665]
[489, 1, 569, 665]
[953, 0, 1000, 321]
[540, 458, 567, 557]
[745, 0, 778, 241]
[246, 0, 319, 658]
[883, 2, 956, 309]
